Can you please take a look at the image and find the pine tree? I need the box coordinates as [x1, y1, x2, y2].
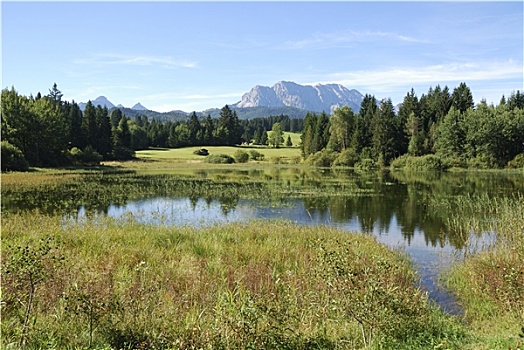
[81, 101, 98, 150]
[187, 112, 201, 145]
[451, 82, 474, 114]
[371, 99, 397, 165]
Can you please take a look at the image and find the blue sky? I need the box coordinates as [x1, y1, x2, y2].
[2, 1, 523, 112]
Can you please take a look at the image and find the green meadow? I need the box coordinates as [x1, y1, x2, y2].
[1, 148, 523, 349]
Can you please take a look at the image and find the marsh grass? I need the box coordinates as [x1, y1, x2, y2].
[1, 212, 465, 349]
[1, 169, 373, 217]
[441, 193, 524, 349]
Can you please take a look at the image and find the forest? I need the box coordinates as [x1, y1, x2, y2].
[1, 84, 302, 170]
[1, 83, 523, 171]
[300, 83, 524, 169]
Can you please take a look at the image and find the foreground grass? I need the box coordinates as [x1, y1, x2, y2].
[2, 213, 465, 349]
[441, 194, 524, 349]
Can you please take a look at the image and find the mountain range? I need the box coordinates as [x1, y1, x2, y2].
[234, 81, 363, 113]
[78, 96, 149, 112]
[78, 81, 366, 120]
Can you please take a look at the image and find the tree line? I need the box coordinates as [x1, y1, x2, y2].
[300, 83, 524, 169]
[2, 82, 523, 171]
[1, 85, 304, 170]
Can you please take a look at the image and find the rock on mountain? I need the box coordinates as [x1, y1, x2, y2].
[234, 81, 363, 113]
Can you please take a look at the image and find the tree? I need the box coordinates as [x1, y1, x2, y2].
[66, 101, 84, 149]
[300, 112, 318, 157]
[371, 99, 397, 166]
[110, 108, 123, 129]
[352, 94, 377, 154]
[268, 122, 284, 148]
[215, 105, 242, 145]
[47, 83, 63, 103]
[285, 135, 293, 147]
[313, 111, 330, 153]
[129, 123, 149, 150]
[81, 101, 98, 150]
[435, 107, 466, 161]
[187, 112, 201, 145]
[96, 106, 112, 158]
[260, 130, 268, 145]
[328, 106, 355, 151]
[398, 89, 420, 155]
[451, 82, 474, 114]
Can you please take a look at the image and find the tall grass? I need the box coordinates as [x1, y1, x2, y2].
[443, 194, 524, 349]
[2, 212, 465, 349]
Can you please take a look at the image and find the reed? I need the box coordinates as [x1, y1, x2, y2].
[443, 194, 524, 349]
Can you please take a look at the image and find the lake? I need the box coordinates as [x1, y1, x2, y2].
[4, 167, 522, 314]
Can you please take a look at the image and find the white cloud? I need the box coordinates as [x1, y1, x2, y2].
[75, 53, 198, 69]
[313, 60, 523, 92]
[284, 30, 429, 50]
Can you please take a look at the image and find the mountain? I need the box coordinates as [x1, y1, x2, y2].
[234, 81, 363, 113]
[78, 96, 115, 111]
[79, 98, 149, 112]
[131, 102, 149, 111]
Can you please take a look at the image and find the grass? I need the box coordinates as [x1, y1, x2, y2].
[1, 212, 466, 349]
[441, 194, 524, 349]
[135, 141, 301, 164]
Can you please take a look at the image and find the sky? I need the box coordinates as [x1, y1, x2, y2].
[2, 1, 523, 112]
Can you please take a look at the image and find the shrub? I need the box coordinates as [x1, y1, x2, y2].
[205, 154, 235, 164]
[248, 149, 265, 161]
[305, 150, 337, 167]
[67, 146, 103, 165]
[193, 148, 209, 156]
[390, 155, 449, 172]
[507, 153, 524, 169]
[113, 146, 135, 161]
[355, 158, 376, 171]
[271, 156, 284, 164]
[234, 149, 249, 163]
[1, 141, 29, 171]
[333, 148, 358, 167]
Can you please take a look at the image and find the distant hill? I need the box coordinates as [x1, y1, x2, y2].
[234, 81, 363, 113]
[78, 96, 115, 111]
[198, 106, 310, 119]
[131, 102, 149, 111]
[76, 81, 365, 122]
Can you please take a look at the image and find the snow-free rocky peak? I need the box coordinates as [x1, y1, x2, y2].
[235, 81, 363, 113]
[131, 102, 149, 111]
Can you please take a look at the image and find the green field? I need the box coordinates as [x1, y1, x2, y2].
[136, 132, 302, 163]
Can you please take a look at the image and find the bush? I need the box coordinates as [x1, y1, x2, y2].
[234, 149, 249, 163]
[355, 158, 377, 171]
[305, 150, 337, 167]
[333, 148, 358, 167]
[248, 149, 265, 161]
[193, 148, 209, 156]
[390, 155, 449, 172]
[67, 146, 103, 165]
[507, 153, 524, 169]
[113, 146, 135, 161]
[1, 141, 29, 171]
[205, 154, 235, 164]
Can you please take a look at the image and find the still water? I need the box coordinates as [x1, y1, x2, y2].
[5, 168, 523, 314]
